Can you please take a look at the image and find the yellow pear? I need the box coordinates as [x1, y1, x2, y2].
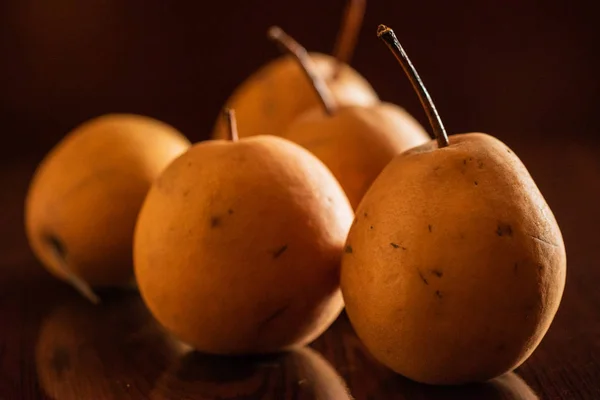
[25, 114, 190, 302]
[134, 110, 353, 354]
[340, 26, 566, 385]
[271, 27, 429, 209]
[212, 0, 378, 140]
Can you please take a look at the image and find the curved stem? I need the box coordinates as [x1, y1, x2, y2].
[268, 26, 337, 115]
[377, 25, 449, 148]
[223, 108, 239, 142]
[46, 235, 100, 304]
[333, 0, 366, 79]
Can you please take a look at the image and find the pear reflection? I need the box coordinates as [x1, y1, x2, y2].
[375, 370, 538, 399]
[35, 292, 183, 399]
[150, 346, 352, 400]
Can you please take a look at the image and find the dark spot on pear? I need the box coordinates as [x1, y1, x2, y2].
[431, 269, 443, 277]
[428, 225, 433, 233]
[272, 245, 288, 259]
[538, 264, 543, 272]
[463, 159, 467, 165]
[514, 263, 519, 274]
[496, 223, 513, 237]
[370, 225, 374, 230]
[259, 304, 290, 331]
[418, 270, 429, 285]
[390, 242, 400, 249]
[210, 216, 222, 228]
[344, 245, 353, 254]
[187, 161, 192, 167]
[433, 166, 441, 172]
[227, 209, 234, 215]
[183, 189, 190, 197]
[44, 234, 67, 259]
[363, 212, 368, 217]
[435, 290, 443, 299]
[474, 181, 478, 186]
[478, 160, 484, 169]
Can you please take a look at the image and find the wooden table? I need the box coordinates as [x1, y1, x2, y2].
[1, 134, 599, 399]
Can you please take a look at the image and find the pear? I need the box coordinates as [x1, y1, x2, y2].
[212, 0, 378, 140]
[134, 110, 353, 355]
[25, 114, 190, 303]
[340, 25, 566, 385]
[271, 27, 429, 209]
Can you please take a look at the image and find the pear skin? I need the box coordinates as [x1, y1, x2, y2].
[341, 133, 566, 384]
[25, 114, 190, 291]
[134, 135, 353, 354]
[283, 103, 429, 209]
[212, 53, 378, 140]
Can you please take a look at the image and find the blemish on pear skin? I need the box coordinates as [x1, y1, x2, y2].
[431, 269, 443, 278]
[428, 225, 432, 233]
[418, 270, 429, 285]
[477, 160, 484, 169]
[496, 223, 513, 237]
[344, 245, 353, 254]
[259, 303, 290, 330]
[390, 242, 406, 250]
[370, 225, 374, 230]
[45, 234, 67, 258]
[50, 346, 71, 378]
[273, 244, 288, 259]
[474, 181, 478, 186]
[363, 212, 368, 218]
[210, 216, 222, 228]
[187, 161, 192, 167]
[227, 209, 234, 215]
[183, 189, 190, 197]
[514, 263, 519, 274]
[435, 290, 443, 299]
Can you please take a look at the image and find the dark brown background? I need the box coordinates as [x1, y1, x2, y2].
[0, 0, 599, 399]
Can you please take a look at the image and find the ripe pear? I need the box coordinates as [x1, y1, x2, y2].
[134, 110, 353, 355]
[340, 26, 566, 385]
[212, 0, 378, 140]
[25, 114, 190, 302]
[271, 27, 429, 209]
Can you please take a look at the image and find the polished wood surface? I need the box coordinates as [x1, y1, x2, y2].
[1, 133, 599, 399]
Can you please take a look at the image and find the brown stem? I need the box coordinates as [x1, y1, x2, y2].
[223, 108, 239, 142]
[268, 26, 337, 116]
[46, 235, 100, 304]
[377, 25, 449, 148]
[332, 0, 366, 79]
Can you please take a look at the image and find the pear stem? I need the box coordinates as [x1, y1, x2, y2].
[377, 25, 449, 148]
[332, 0, 366, 79]
[268, 26, 337, 116]
[223, 108, 239, 142]
[46, 235, 100, 304]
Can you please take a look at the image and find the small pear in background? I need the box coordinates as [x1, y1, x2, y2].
[135, 110, 353, 354]
[25, 114, 190, 303]
[340, 25, 566, 385]
[269, 26, 429, 209]
[212, 0, 378, 140]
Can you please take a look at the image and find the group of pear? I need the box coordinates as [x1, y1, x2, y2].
[24, 1, 566, 386]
